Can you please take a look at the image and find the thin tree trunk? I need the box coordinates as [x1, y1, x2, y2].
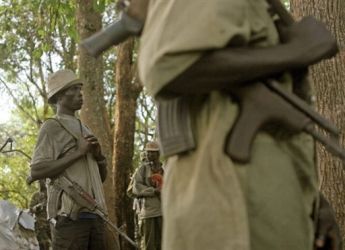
[113, 38, 142, 250]
[76, 0, 116, 248]
[290, 0, 345, 246]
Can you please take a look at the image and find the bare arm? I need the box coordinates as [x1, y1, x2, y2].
[159, 17, 338, 96]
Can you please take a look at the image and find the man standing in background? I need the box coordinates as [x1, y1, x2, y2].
[30, 69, 108, 250]
[132, 141, 163, 250]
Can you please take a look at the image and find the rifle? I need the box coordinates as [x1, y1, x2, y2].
[82, 0, 345, 165]
[225, 79, 345, 163]
[81, 0, 148, 57]
[226, 0, 345, 163]
[54, 175, 138, 249]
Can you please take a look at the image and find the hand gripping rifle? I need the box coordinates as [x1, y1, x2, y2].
[225, 0, 345, 164]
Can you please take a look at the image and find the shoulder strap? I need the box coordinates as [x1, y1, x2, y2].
[45, 117, 78, 140]
[45, 118, 80, 158]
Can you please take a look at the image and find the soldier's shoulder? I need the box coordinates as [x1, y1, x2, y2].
[39, 118, 63, 134]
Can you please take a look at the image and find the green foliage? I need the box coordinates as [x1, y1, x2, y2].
[133, 92, 157, 168]
[0, 119, 38, 209]
[0, 0, 78, 127]
[0, 0, 156, 207]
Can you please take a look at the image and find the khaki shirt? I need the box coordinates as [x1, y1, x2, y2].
[139, 0, 278, 97]
[31, 114, 107, 219]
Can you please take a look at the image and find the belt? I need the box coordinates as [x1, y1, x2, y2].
[78, 212, 98, 219]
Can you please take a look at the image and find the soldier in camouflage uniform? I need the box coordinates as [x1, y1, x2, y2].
[30, 180, 51, 250]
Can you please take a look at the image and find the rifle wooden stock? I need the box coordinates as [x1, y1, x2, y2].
[225, 81, 345, 164]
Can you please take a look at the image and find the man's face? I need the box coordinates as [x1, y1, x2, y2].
[58, 84, 83, 111]
[146, 150, 159, 162]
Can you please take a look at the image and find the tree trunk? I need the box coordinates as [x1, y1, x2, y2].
[290, 0, 345, 246]
[76, 0, 116, 248]
[113, 38, 142, 250]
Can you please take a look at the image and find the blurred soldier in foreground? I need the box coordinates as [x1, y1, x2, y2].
[82, 0, 341, 249]
[132, 142, 163, 250]
[136, 1, 340, 250]
[30, 69, 108, 250]
[29, 180, 51, 250]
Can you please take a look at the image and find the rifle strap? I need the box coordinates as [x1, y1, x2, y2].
[46, 117, 80, 140]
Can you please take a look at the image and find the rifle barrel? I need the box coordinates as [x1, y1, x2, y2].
[95, 209, 138, 248]
[266, 80, 339, 136]
[304, 125, 345, 165]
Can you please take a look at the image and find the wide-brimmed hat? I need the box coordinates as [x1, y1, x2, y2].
[47, 69, 83, 104]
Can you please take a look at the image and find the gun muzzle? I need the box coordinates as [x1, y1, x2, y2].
[81, 13, 144, 57]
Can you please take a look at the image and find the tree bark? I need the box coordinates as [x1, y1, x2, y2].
[113, 38, 142, 250]
[290, 0, 345, 246]
[76, 0, 116, 248]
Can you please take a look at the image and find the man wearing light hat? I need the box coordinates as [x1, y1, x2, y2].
[30, 69, 108, 250]
[132, 141, 163, 250]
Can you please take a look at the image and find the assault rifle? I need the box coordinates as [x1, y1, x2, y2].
[53, 175, 138, 249]
[225, 79, 345, 163]
[81, 0, 148, 56]
[81, 0, 345, 165]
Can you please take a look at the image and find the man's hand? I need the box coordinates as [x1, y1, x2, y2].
[84, 135, 105, 160]
[124, 0, 149, 23]
[76, 135, 94, 156]
[314, 195, 342, 250]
